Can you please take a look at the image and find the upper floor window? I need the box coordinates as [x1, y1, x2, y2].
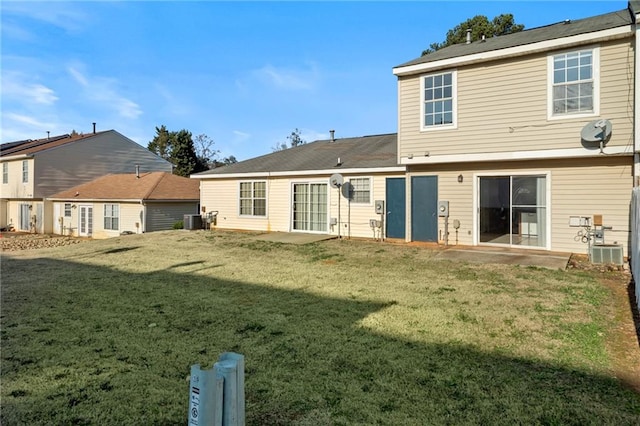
[422, 71, 457, 130]
[349, 177, 371, 203]
[549, 47, 599, 119]
[239, 181, 266, 216]
[2, 163, 7, 184]
[22, 160, 28, 183]
[104, 204, 119, 230]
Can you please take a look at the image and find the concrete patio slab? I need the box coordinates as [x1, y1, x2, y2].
[435, 247, 571, 270]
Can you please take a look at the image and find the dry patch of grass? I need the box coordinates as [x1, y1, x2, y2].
[2, 230, 639, 424]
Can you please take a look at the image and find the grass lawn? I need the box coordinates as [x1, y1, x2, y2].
[1, 230, 639, 425]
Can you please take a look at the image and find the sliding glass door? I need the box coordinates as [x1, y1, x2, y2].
[479, 175, 547, 248]
[292, 183, 328, 232]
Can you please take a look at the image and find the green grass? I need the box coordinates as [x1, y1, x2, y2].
[1, 230, 639, 425]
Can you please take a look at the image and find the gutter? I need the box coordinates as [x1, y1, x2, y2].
[634, 6, 640, 186]
[192, 166, 407, 179]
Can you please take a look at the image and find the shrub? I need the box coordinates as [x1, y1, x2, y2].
[173, 220, 184, 229]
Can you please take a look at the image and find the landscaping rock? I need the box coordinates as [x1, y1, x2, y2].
[1, 233, 88, 252]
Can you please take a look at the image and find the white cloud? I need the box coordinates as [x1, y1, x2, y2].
[1, 2, 88, 33]
[232, 130, 250, 142]
[67, 65, 142, 119]
[68, 67, 89, 87]
[5, 112, 53, 128]
[1, 113, 63, 142]
[251, 63, 320, 91]
[2, 72, 59, 105]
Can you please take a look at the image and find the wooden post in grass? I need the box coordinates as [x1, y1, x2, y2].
[188, 352, 245, 426]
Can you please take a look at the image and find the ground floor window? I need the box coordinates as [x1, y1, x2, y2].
[478, 175, 547, 248]
[239, 181, 267, 216]
[104, 204, 119, 230]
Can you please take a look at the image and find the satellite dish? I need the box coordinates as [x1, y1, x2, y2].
[330, 173, 343, 188]
[341, 181, 353, 199]
[581, 119, 612, 143]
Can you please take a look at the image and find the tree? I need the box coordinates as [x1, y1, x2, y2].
[272, 128, 306, 152]
[147, 125, 172, 161]
[170, 129, 202, 177]
[147, 126, 211, 176]
[193, 133, 219, 170]
[422, 14, 524, 55]
[211, 155, 238, 168]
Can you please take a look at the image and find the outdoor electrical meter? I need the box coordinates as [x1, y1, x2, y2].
[375, 200, 385, 215]
[438, 200, 449, 217]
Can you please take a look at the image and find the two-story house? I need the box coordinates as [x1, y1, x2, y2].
[0, 128, 172, 234]
[392, 4, 639, 256]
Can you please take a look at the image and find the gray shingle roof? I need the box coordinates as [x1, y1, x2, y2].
[193, 133, 399, 176]
[395, 8, 632, 69]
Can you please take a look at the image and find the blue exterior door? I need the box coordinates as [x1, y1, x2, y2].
[385, 178, 406, 239]
[411, 176, 438, 242]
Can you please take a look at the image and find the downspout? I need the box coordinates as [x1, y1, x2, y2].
[636, 13, 640, 187]
[141, 200, 146, 233]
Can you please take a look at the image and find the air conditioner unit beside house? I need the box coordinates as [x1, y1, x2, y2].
[590, 244, 623, 265]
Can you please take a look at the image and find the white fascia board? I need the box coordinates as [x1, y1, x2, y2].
[393, 26, 632, 76]
[400, 146, 633, 165]
[194, 166, 406, 179]
[46, 198, 144, 203]
[0, 154, 33, 161]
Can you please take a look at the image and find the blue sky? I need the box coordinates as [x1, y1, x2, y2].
[1, 1, 625, 161]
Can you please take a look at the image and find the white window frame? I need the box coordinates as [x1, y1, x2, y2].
[238, 181, 267, 217]
[64, 203, 72, 217]
[22, 160, 28, 183]
[420, 69, 457, 131]
[348, 177, 372, 204]
[2, 163, 7, 184]
[547, 46, 599, 120]
[104, 203, 119, 231]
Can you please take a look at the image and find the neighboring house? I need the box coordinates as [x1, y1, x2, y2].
[192, 134, 406, 239]
[47, 172, 200, 238]
[0, 129, 172, 233]
[391, 4, 639, 255]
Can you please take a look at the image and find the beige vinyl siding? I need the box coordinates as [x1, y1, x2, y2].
[201, 178, 275, 232]
[550, 157, 632, 254]
[199, 171, 403, 238]
[398, 39, 634, 158]
[331, 174, 390, 238]
[0, 199, 7, 228]
[0, 159, 35, 199]
[410, 156, 632, 255]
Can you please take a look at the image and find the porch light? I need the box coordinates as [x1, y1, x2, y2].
[458, 174, 464, 183]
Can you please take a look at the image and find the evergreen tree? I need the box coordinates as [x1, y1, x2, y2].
[422, 14, 524, 55]
[147, 125, 172, 161]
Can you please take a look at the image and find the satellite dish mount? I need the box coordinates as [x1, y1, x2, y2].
[330, 174, 344, 238]
[580, 119, 612, 153]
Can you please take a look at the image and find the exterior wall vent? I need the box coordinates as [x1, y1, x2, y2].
[590, 244, 623, 265]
